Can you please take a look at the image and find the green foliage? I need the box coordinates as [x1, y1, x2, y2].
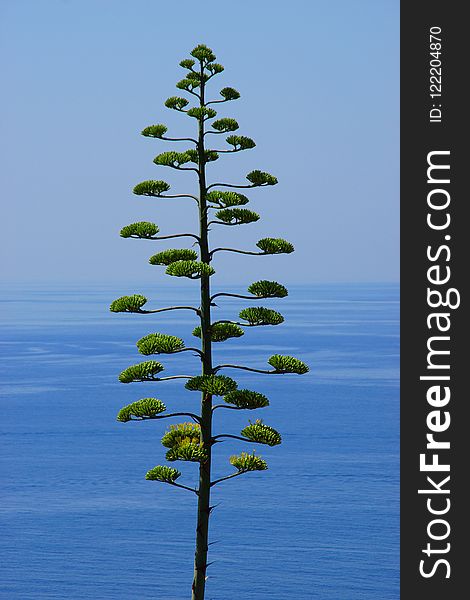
[149, 249, 198, 266]
[133, 180, 170, 196]
[137, 333, 185, 355]
[146, 465, 181, 483]
[176, 78, 200, 91]
[268, 355, 309, 374]
[179, 58, 195, 69]
[240, 419, 281, 446]
[215, 208, 259, 225]
[161, 422, 201, 448]
[256, 238, 295, 254]
[211, 118, 239, 132]
[230, 451, 268, 472]
[166, 440, 207, 463]
[110, 294, 148, 313]
[185, 149, 219, 164]
[117, 398, 166, 422]
[226, 135, 256, 151]
[165, 260, 215, 279]
[239, 307, 284, 326]
[186, 71, 209, 84]
[153, 151, 191, 168]
[190, 44, 216, 64]
[206, 63, 224, 75]
[118, 360, 164, 383]
[165, 96, 189, 110]
[141, 124, 168, 138]
[192, 323, 244, 342]
[185, 375, 237, 396]
[120, 221, 159, 238]
[247, 280, 288, 298]
[187, 107, 217, 120]
[206, 191, 249, 207]
[219, 87, 240, 101]
[223, 389, 269, 410]
[246, 170, 278, 186]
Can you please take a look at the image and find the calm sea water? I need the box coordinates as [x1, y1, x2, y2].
[0, 283, 399, 599]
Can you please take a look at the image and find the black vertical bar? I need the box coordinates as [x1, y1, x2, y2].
[401, 2, 466, 598]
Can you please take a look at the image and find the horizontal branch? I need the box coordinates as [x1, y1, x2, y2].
[138, 306, 201, 316]
[212, 404, 243, 412]
[160, 165, 199, 173]
[160, 136, 198, 144]
[206, 99, 229, 106]
[140, 375, 194, 382]
[129, 233, 201, 243]
[212, 434, 263, 444]
[213, 364, 276, 375]
[158, 193, 199, 201]
[207, 221, 242, 227]
[210, 247, 265, 258]
[207, 182, 257, 190]
[212, 319, 258, 328]
[210, 471, 245, 487]
[129, 411, 201, 423]
[210, 292, 265, 302]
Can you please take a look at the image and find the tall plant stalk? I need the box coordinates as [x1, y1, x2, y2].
[110, 44, 308, 600]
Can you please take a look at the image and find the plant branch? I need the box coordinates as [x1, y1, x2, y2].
[213, 364, 277, 375]
[157, 193, 199, 201]
[210, 292, 266, 302]
[210, 247, 265, 257]
[137, 306, 201, 316]
[211, 404, 244, 412]
[161, 136, 198, 144]
[129, 411, 201, 423]
[170, 481, 200, 495]
[207, 182, 258, 190]
[210, 471, 246, 487]
[212, 434, 264, 444]
[129, 233, 201, 243]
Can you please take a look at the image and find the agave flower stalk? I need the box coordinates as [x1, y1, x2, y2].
[111, 44, 308, 600]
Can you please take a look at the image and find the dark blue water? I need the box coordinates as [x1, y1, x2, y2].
[0, 283, 399, 599]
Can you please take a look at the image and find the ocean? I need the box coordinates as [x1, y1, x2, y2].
[0, 283, 399, 599]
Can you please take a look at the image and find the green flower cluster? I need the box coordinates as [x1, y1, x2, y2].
[239, 307, 284, 326]
[165, 260, 215, 279]
[145, 465, 181, 483]
[256, 238, 294, 254]
[247, 280, 288, 298]
[118, 360, 164, 383]
[268, 355, 309, 374]
[240, 420, 281, 446]
[246, 170, 277, 186]
[110, 294, 148, 313]
[149, 249, 198, 266]
[212, 118, 239, 132]
[206, 191, 249, 207]
[117, 398, 166, 422]
[192, 323, 244, 342]
[161, 422, 201, 448]
[223, 389, 269, 410]
[133, 180, 170, 196]
[120, 221, 159, 239]
[141, 124, 168, 138]
[230, 451, 268, 472]
[215, 208, 259, 225]
[137, 333, 185, 355]
[185, 375, 237, 396]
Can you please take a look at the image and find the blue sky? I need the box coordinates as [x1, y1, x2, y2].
[0, 0, 399, 284]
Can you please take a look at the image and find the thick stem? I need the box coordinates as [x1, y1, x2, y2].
[192, 62, 213, 600]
